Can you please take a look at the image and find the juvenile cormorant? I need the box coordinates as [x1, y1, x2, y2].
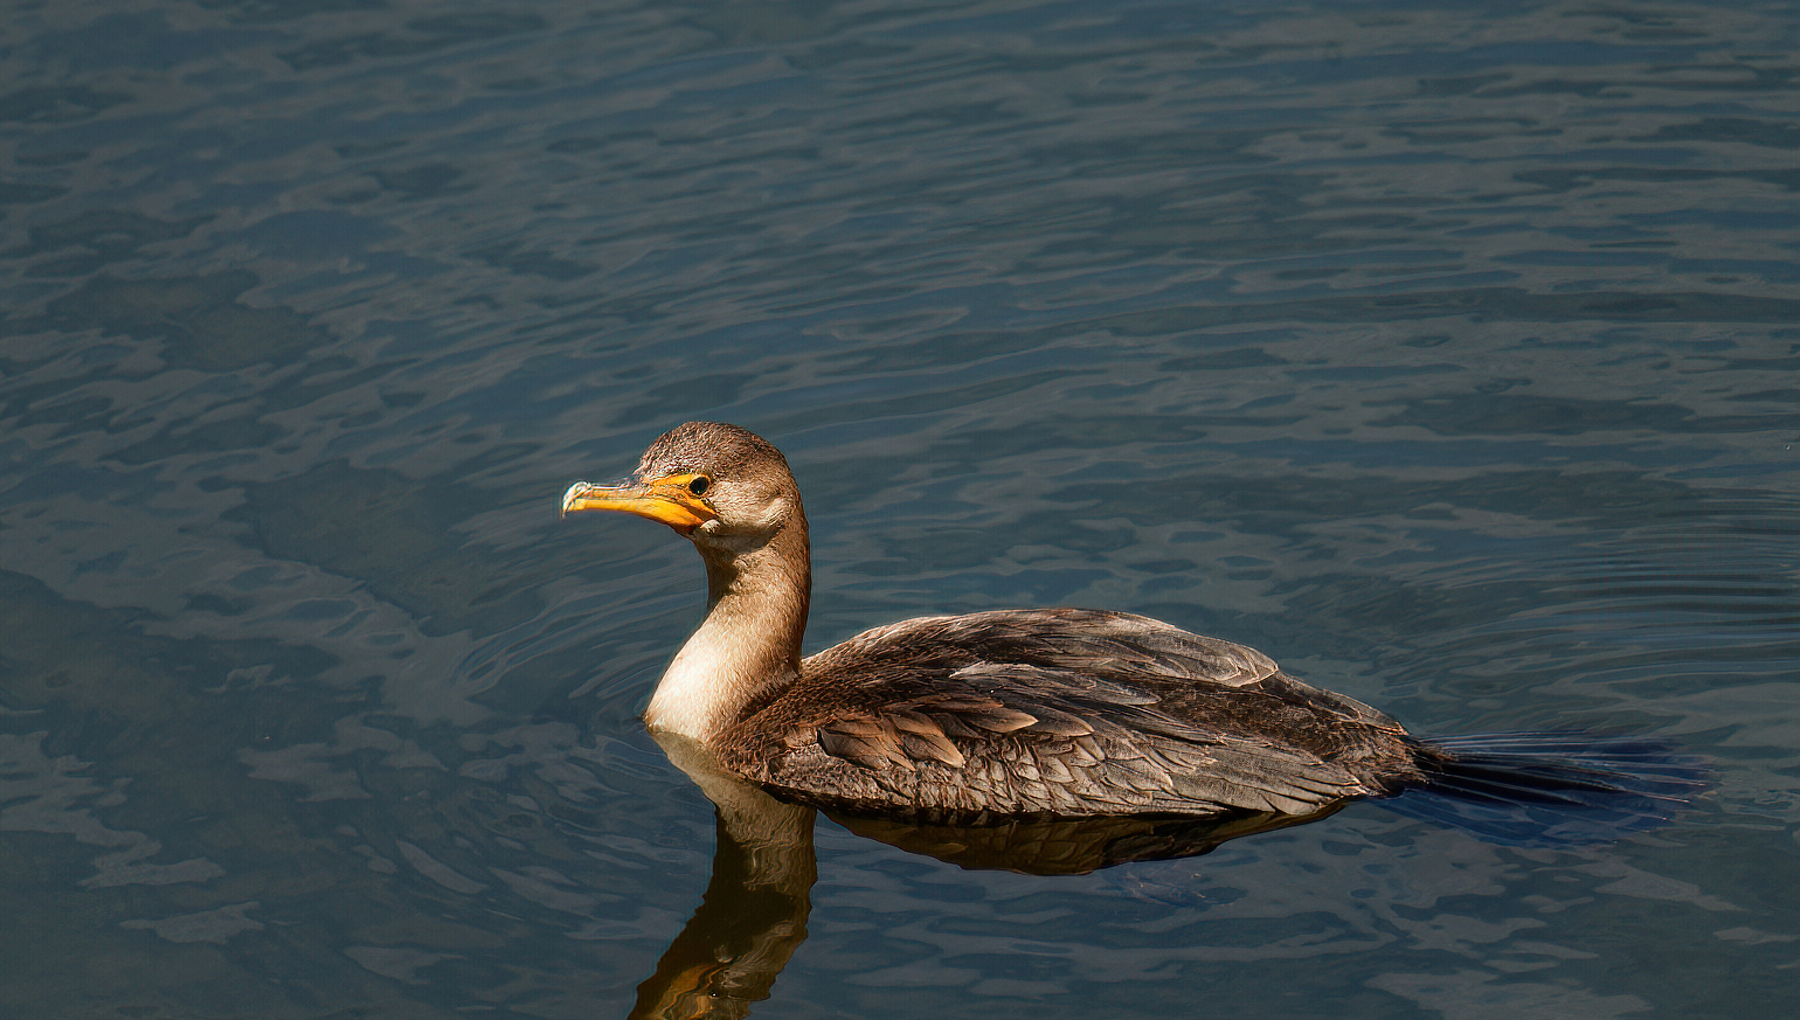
[563, 421, 1699, 832]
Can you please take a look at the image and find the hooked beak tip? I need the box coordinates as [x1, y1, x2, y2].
[560, 481, 594, 518]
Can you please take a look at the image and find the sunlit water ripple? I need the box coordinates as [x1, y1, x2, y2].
[2, 1, 1797, 1018]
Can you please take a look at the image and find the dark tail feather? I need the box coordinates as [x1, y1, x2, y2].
[1380, 732, 1710, 847]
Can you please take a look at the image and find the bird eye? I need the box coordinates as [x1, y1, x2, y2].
[688, 475, 711, 496]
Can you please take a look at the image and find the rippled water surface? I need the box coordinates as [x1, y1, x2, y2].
[3, 1, 1798, 1017]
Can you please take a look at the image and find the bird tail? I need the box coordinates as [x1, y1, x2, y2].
[1381, 731, 1710, 846]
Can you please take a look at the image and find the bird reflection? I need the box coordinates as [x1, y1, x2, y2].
[631, 734, 816, 1020]
[632, 732, 1339, 1019]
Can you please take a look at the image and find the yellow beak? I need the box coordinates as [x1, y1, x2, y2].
[560, 474, 718, 533]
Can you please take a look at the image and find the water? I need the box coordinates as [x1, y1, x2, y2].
[2, 0, 1797, 1016]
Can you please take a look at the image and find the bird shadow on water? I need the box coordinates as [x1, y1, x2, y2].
[626, 731, 1707, 1019]
[631, 732, 1342, 1019]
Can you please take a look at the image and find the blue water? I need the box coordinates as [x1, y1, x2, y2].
[3, 1, 1798, 1017]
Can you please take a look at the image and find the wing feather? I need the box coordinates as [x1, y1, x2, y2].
[740, 608, 1393, 818]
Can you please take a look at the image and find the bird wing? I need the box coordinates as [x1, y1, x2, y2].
[818, 607, 1282, 688]
[735, 609, 1379, 818]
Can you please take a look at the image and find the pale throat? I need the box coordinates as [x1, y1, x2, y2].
[643, 526, 810, 742]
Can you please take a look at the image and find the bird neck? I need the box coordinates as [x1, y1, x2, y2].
[645, 522, 811, 742]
